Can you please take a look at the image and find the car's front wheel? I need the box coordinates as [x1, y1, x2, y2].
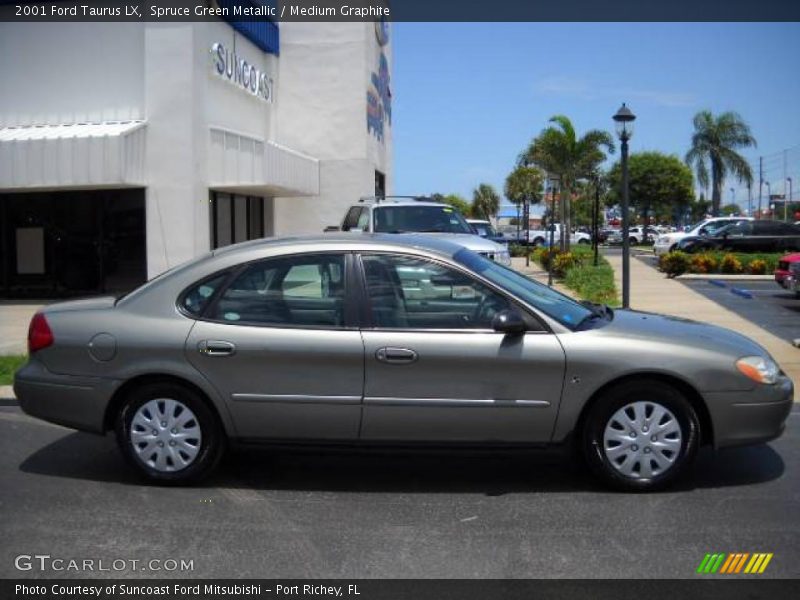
[115, 382, 225, 484]
[582, 380, 700, 491]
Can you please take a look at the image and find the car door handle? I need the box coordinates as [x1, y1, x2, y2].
[375, 347, 418, 364]
[198, 340, 236, 357]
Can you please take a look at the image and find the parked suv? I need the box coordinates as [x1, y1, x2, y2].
[330, 197, 511, 265]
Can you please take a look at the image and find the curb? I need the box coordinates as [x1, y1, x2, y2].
[0, 385, 16, 403]
[675, 274, 774, 281]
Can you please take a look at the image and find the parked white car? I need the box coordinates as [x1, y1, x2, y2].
[525, 224, 590, 247]
[653, 217, 753, 256]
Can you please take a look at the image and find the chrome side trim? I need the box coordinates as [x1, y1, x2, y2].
[364, 397, 551, 407]
[231, 393, 362, 404]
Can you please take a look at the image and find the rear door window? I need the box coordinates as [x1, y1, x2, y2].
[211, 254, 346, 328]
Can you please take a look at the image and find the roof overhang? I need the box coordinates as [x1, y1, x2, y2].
[208, 127, 319, 197]
[0, 121, 146, 191]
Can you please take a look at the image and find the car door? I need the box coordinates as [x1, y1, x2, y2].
[185, 252, 364, 440]
[356, 252, 566, 443]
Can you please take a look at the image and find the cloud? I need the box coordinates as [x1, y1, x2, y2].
[535, 77, 695, 108]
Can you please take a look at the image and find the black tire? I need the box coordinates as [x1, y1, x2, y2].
[115, 382, 225, 484]
[582, 380, 700, 492]
[533, 237, 545, 247]
[578, 238, 590, 245]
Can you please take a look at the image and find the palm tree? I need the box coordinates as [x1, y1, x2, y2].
[471, 183, 501, 222]
[520, 116, 614, 250]
[504, 166, 545, 240]
[685, 110, 756, 216]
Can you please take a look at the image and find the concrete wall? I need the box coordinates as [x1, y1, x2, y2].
[273, 22, 393, 234]
[144, 21, 279, 276]
[0, 23, 144, 126]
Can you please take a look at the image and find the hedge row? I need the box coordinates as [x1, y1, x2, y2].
[657, 251, 783, 278]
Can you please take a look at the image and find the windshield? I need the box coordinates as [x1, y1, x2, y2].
[453, 248, 594, 329]
[471, 222, 497, 237]
[373, 205, 473, 234]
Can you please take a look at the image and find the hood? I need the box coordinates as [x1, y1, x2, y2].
[601, 309, 769, 359]
[41, 296, 117, 314]
[421, 233, 507, 253]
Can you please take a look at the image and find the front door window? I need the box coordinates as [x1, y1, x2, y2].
[361, 254, 511, 329]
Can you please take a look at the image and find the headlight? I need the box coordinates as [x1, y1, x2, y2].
[496, 250, 511, 266]
[736, 356, 780, 384]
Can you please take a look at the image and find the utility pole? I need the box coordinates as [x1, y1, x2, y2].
[784, 149, 788, 222]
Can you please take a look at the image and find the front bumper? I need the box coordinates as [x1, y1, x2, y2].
[14, 359, 119, 433]
[704, 375, 794, 448]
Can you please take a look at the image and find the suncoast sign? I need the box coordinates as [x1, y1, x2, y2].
[210, 42, 274, 103]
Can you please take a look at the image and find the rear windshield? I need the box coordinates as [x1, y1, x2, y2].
[373, 205, 473, 234]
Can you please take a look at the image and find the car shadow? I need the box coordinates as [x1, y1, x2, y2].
[19, 431, 786, 494]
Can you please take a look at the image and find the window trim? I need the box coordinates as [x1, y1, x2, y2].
[354, 251, 550, 333]
[189, 251, 357, 331]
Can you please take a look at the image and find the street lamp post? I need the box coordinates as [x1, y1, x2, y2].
[787, 178, 793, 222]
[765, 181, 771, 217]
[613, 103, 636, 309]
[547, 175, 560, 287]
[523, 198, 531, 267]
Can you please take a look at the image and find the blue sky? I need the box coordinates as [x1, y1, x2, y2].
[392, 23, 800, 210]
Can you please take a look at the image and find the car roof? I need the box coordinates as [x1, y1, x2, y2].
[212, 232, 466, 259]
[366, 201, 448, 208]
[466, 218, 490, 224]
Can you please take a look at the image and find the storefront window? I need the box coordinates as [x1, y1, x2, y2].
[210, 192, 267, 250]
[0, 189, 146, 298]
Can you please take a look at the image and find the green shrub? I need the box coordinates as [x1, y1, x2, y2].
[508, 243, 528, 258]
[719, 253, 743, 274]
[552, 251, 581, 277]
[658, 251, 690, 278]
[532, 247, 557, 270]
[689, 253, 718, 274]
[748, 259, 767, 275]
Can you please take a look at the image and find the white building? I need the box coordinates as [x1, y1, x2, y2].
[0, 16, 392, 297]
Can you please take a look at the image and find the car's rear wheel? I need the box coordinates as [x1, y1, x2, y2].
[115, 382, 225, 484]
[582, 380, 699, 491]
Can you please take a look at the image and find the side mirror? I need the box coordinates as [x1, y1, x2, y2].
[492, 309, 526, 335]
[324, 226, 341, 232]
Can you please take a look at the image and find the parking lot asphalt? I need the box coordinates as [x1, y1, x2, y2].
[1, 405, 798, 579]
[680, 279, 800, 346]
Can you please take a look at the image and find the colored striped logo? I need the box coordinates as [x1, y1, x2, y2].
[696, 553, 773, 574]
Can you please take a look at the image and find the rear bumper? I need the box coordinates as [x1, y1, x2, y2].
[704, 376, 794, 448]
[14, 359, 119, 433]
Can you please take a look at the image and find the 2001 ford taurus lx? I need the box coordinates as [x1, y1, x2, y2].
[15, 235, 793, 491]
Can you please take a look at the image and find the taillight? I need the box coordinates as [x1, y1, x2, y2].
[28, 313, 54, 353]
